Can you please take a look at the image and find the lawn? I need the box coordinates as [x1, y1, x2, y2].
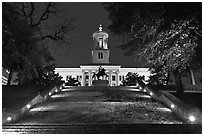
[2, 85, 40, 112]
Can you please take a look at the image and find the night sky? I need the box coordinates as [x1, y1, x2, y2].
[50, 2, 141, 68]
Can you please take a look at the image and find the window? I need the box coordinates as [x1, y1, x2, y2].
[99, 38, 103, 48]
[86, 75, 89, 79]
[98, 52, 100, 59]
[101, 53, 103, 59]
[119, 76, 122, 81]
[98, 52, 103, 59]
[112, 75, 115, 81]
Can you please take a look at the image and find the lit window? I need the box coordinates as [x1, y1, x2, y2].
[99, 37, 103, 48]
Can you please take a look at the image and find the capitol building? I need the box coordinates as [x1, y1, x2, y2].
[55, 25, 150, 86]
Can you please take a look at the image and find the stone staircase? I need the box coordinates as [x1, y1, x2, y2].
[2, 124, 201, 134]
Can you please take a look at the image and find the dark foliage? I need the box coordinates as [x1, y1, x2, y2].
[104, 2, 201, 94]
[122, 72, 144, 86]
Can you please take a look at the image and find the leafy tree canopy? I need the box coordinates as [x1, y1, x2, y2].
[104, 2, 201, 71]
[104, 2, 201, 94]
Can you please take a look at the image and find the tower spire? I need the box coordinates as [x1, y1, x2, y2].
[99, 24, 103, 31]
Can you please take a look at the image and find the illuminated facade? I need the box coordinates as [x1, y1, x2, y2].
[55, 25, 150, 86]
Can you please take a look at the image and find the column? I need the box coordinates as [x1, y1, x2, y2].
[116, 71, 119, 86]
[81, 70, 85, 86]
[109, 71, 112, 86]
[88, 71, 92, 86]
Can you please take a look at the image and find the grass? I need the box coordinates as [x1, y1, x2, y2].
[171, 92, 202, 110]
[2, 85, 41, 112]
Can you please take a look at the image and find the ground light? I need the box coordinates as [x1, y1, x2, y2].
[55, 89, 58, 92]
[170, 104, 175, 109]
[26, 104, 31, 108]
[189, 115, 196, 122]
[149, 92, 153, 96]
[49, 92, 52, 96]
[143, 89, 146, 92]
[7, 117, 12, 121]
[136, 83, 139, 87]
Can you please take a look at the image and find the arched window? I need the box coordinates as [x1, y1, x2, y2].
[99, 37, 103, 48]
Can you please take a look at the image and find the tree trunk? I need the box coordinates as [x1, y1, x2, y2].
[166, 71, 170, 85]
[190, 69, 196, 85]
[7, 69, 13, 86]
[18, 71, 23, 85]
[173, 68, 184, 97]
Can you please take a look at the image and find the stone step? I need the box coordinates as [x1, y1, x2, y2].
[2, 124, 201, 134]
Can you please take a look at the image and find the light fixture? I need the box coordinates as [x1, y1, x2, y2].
[143, 89, 146, 92]
[7, 117, 12, 121]
[49, 92, 52, 96]
[150, 92, 153, 96]
[26, 104, 31, 108]
[189, 115, 196, 122]
[136, 83, 139, 87]
[139, 86, 143, 90]
[55, 89, 58, 92]
[170, 104, 175, 109]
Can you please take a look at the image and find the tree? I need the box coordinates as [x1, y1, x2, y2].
[33, 69, 63, 87]
[65, 77, 81, 86]
[2, 2, 74, 85]
[104, 2, 201, 96]
[147, 65, 169, 85]
[122, 72, 144, 86]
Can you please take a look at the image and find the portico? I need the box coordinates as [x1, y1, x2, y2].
[80, 65, 121, 86]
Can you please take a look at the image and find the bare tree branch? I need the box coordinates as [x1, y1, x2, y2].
[28, 2, 35, 25]
[33, 19, 74, 42]
[33, 2, 56, 27]
[20, 3, 28, 22]
[18, 2, 75, 43]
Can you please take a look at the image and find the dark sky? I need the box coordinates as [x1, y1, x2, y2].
[50, 2, 140, 68]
